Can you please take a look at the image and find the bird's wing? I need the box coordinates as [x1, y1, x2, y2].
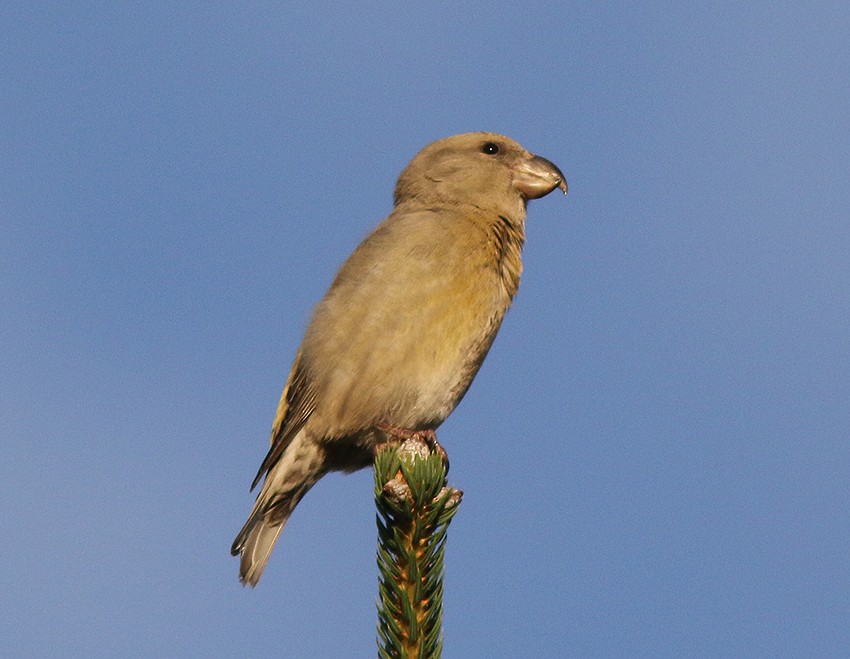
[250, 351, 317, 491]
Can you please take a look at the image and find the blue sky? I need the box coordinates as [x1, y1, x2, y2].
[3, 3, 849, 657]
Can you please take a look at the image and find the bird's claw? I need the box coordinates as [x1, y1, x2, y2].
[376, 422, 450, 473]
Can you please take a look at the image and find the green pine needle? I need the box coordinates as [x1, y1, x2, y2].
[375, 439, 462, 659]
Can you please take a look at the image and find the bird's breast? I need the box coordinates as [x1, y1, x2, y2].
[301, 208, 524, 436]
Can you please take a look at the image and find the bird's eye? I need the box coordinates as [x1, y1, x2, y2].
[481, 142, 500, 155]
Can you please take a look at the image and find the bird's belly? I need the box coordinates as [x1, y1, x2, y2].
[310, 274, 507, 435]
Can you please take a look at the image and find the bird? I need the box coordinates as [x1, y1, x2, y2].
[232, 132, 567, 586]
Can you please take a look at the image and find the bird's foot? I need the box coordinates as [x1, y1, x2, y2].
[376, 422, 449, 473]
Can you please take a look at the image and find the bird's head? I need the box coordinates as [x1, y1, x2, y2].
[393, 132, 567, 217]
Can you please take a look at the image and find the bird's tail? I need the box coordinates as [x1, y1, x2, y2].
[230, 493, 298, 587]
[231, 430, 325, 586]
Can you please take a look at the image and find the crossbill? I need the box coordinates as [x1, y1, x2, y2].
[232, 132, 567, 586]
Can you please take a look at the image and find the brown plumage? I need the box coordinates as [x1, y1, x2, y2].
[232, 132, 567, 586]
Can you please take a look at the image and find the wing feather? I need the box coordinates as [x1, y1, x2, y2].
[250, 352, 317, 491]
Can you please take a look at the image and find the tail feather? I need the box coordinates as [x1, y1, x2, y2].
[232, 429, 326, 586]
[231, 504, 291, 587]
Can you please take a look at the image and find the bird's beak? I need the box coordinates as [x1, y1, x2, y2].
[513, 155, 568, 199]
